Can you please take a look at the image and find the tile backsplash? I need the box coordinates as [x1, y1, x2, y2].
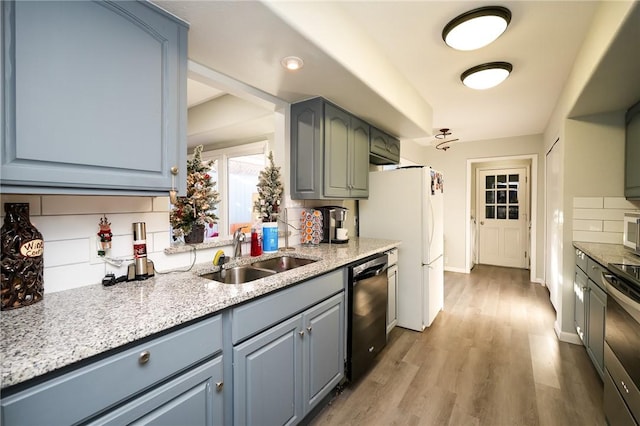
[1, 195, 225, 293]
[573, 196, 640, 244]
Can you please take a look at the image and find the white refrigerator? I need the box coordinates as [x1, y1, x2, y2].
[359, 166, 444, 331]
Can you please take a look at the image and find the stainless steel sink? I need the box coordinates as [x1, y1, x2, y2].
[250, 256, 317, 273]
[200, 256, 317, 284]
[200, 266, 276, 284]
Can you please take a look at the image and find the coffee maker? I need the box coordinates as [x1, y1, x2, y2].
[318, 206, 349, 244]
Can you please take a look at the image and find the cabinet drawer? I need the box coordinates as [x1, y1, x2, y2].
[587, 258, 607, 290]
[231, 269, 345, 344]
[1, 315, 221, 426]
[575, 248, 587, 272]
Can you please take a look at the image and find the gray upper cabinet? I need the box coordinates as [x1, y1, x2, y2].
[625, 101, 640, 199]
[291, 97, 369, 200]
[0, 0, 188, 195]
[370, 127, 400, 165]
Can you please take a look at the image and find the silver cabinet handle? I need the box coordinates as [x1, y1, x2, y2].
[216, 381, 224, 392]
[139, 351, 150, 365]
[298, 330, 305, 337]
[307, 326, 312, 333]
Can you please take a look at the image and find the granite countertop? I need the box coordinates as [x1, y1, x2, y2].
[1, 238, 400, 390]
[573, 242, 640, 267]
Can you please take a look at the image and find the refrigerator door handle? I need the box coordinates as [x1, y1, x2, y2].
[423, 254, 444, 267]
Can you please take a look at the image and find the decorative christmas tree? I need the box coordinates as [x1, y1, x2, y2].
[254, 151, 283, 222]
[170, 145, 220, 241]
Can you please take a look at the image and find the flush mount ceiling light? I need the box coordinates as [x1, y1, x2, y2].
[461, 62, 513, 90]
[281, 56, 304, 71]
[442, 6, 511, 51]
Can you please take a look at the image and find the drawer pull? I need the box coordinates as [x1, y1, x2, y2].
[139, 351, 151, 365]
[216, 381, 224, 392]
[298, 330, 305, 337]
[307, 326, 312, 333]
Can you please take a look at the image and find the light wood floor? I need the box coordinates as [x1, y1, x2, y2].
[310, 265, 605, 426]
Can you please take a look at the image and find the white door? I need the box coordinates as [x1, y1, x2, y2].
[477, 168, 529, 269]
[545, 141, 562, 310]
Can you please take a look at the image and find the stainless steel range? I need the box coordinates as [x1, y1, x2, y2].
[602, 262, 640, 425]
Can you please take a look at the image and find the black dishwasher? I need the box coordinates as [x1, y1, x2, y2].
[347, 253, 388, 382]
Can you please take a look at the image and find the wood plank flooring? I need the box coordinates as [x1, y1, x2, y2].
[310, 265, 605, 426]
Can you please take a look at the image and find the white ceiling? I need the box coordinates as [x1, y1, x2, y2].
[153, 1, 640, 149]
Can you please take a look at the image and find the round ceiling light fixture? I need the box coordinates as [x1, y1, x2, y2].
[461, 62, 513, 90]
[281, 56, 304, 71]
[442, 6, 511, 51]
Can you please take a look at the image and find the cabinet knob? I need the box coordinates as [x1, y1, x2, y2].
[307, 326, 312, 333]
[139, 350, 151, 365]
[216, 381, 224, 392]
[298, 330, 305, 337]
[170, 166, 179, 175]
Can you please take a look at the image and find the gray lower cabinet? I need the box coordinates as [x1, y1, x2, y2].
[88, 357, 224, 426]
[387, 248, 399, 335]
[290, 97, 369, 200]
[0, 0, 187, 195]
[573, 248, 607, 380]
[233, 292, 345, 426]
[1, 315, 223, 426]
[586, 276, 606, 378]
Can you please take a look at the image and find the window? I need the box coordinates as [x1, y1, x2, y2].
[201, 142, 267, 239]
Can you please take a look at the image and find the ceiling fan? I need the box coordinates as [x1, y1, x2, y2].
[433, 128, 459, 151]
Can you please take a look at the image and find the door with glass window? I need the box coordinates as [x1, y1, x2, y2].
[477, 168, 528, 269]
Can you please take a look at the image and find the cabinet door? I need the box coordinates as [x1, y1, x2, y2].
[302, 293, 345, 415]
[574, 268, 588, 344]
[89, 357, 224, 426]
[324, 104, 351, 198]
[233, 315, 302, 426]
[1, 1, 187, 194]
[350, 116, 370, 198]
[587, 280, 606, 379]
[290, 98, 324, 199]
[387, 265, 398, 334]
[625, 103, 640, 199]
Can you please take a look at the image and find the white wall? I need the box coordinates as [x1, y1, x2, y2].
[398, 134, 544, 279]
[542, 0, 638, 341]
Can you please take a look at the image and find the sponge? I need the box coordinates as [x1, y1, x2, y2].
[213, 250, 225, 266]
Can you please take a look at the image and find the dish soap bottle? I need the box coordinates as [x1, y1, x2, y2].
[250, 224, 263, 257]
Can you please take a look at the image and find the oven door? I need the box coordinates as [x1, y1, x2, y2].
[602, 271, 640, 423]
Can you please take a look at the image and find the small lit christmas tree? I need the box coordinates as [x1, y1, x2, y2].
[170, 145, 220, 241]
[254, 151, 283, 222]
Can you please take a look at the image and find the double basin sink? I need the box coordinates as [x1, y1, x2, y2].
[200, 255, 317, 284]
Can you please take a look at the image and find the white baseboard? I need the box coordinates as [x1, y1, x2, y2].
[554, 322, 582, 345]
[444, 266, 468, 273]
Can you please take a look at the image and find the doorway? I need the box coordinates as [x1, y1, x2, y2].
[476, 167, 529, 269]
[466, 155, 537, 281]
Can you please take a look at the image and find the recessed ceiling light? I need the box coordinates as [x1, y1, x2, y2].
[281, 56, 304, 71]
[461, 62, 513, 90]
[442, 6, 511, 51]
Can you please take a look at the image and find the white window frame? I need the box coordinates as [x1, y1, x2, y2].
[201, 141, 268, 239]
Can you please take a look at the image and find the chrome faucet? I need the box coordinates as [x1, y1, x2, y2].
[232, 228, 246, 258]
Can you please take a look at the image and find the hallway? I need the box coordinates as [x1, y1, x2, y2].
[310, 265, 605, 426]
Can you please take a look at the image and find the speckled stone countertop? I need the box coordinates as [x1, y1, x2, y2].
[573, 242, 640, 267]
[0, 238, 399, 390]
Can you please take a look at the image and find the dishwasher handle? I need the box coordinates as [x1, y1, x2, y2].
[352, 255, 388, 280]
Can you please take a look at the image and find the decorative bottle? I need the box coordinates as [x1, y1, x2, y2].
[1, 203, 44, 310]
